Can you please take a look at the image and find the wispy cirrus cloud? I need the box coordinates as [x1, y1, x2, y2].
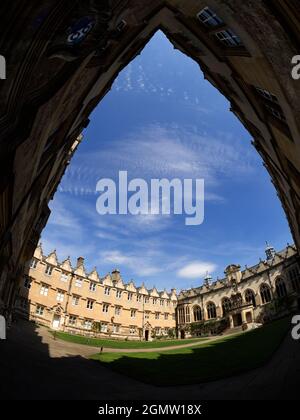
[100, 246, 188, 279]
[59, 123, 256, 201]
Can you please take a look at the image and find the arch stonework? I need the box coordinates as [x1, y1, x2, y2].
[1, 1, 300, 319]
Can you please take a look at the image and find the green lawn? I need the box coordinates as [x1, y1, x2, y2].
[51, 330, 204, 349]
[90, 317, 290, 386]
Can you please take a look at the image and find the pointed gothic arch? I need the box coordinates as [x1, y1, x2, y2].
[1, 2, 300, 318]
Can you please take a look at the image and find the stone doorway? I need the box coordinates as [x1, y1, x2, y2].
[52, 314, 61, 330]
[232, 313, 243, 327]
[246, 311, 252, 323]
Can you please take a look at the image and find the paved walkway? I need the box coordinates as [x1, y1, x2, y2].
[1, 319, 299, 399]
[48, 329, 233, 355]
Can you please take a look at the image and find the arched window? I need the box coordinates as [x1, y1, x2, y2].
[178, 307, 185, 324]
[207, 302, 217, 319]
[260, 283, 272, 304]
[275, 277, 287, 298]
[288, 267, 300, 291]
[185, 306, 190, 323]
[193, 305, 202, 322]
[245, 289, 256, 307]
[231, 293, 243, 308]
[221, 297, 231, 316]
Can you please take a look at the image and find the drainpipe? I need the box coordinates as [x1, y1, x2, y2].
[62, 271, 75, 332]
[141, 296, 145, 341]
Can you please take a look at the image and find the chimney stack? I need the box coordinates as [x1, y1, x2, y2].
[111, 268, 120, 283]
[77, 256, 84, 267]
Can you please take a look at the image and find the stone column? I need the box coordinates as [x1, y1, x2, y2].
[241, 310, 247, 323]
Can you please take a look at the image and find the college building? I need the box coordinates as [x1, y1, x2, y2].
[15, 242, 300, 340]
[16, 244, 177, 341]
[177, 243, 300, 338]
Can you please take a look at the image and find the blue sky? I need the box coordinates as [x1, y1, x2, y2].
[41, 31, 292, 291]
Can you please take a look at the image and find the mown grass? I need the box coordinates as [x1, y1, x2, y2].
[51, 330, 204, 349]
[90, 317, 290, 386]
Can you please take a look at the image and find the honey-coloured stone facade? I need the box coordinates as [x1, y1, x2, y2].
[16, 243, 300, 340]
[17, 244, 177, 340]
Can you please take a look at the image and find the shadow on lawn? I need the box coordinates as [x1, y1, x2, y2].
[94, 318, 291, 386]
[0, 317, 291, 399]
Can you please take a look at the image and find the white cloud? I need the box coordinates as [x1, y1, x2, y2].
[177, 261, 217, 279]
[100, 250, 162, 277]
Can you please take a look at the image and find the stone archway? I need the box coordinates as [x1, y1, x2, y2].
[1, 1, 300, 318]
[51, 305, 64, 330]
[144, 321, 152, 341]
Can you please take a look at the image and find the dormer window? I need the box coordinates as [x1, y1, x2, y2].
[104, 286, 110, 295]
[89, 282, 97, 292]
[45, 265, 53, 276]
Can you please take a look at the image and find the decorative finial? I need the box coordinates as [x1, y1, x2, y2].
[265, 242, 275, 260]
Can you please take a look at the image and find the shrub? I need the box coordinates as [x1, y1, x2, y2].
[190, 318, 229, 336]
